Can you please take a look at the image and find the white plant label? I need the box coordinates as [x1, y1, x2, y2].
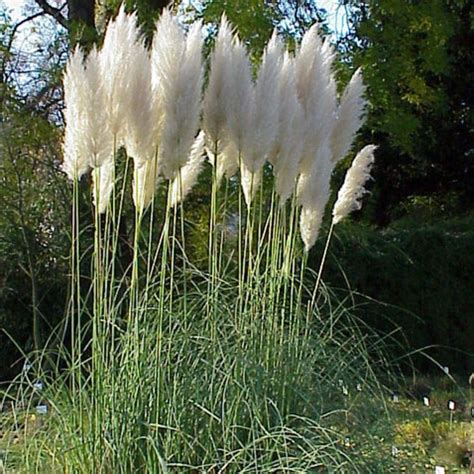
[36, 405, 48, 415]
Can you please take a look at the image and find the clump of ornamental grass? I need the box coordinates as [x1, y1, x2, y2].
[4, 6, 396, 472]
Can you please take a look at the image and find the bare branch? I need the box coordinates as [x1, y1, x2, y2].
[34, 0, 68, 29]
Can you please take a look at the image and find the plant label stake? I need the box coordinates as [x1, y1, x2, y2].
[435, 466, 445, 474]
[36, 405, 48, 415]
[392, 393, 399, 403]
[423, 396, 430, 407]
[447, 400, 456, 428]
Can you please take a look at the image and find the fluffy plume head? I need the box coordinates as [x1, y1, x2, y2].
[225, 36, 254, 155]
[123, 39, 156, 167]
[240, 164, 262, 208]
[100, 6, 141, 141]
[152, 11, 204, 179]
[203, 15, 234, 145]
[243, 30, 283, 172]
[300, 206, 324, 253]
[270, 52, 305, 203]
[62, 47, 113, 179]
[332, 144, 376, 224]
[295, 27, 338, 173]
[294, 24, 323, 105]
[331, 68, 367, 164]
[297, 143, 333, 251]
[84, 48, 114, 167]
[62, 48, 89, 180]
[169, 131, 206, 207]
[92, 160, 115, 214]
[133, 154, 160, 212]
[205, 135, 239, 184]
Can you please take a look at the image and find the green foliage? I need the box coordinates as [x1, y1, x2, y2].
[2, 286, 395, 472]
[309, 216, 474, 374]
[0, 75, 71, 380]
[200, 0, 276, 57]
[341, 0, 474, 223]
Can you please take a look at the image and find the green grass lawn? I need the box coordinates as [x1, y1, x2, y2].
[1, 377, 472, 472]
[350, 377, 474, 472]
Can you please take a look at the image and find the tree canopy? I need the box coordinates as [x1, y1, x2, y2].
[340, 0, 473, 223]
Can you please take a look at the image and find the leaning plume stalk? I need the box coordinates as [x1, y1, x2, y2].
[331, 68, 367, 164]
[152, 10, 204, 179]
[332, 145, 376, 224]
[170, 131, 206, 207]
[99, 6, 140, 144]
[62, 48, 89, 180]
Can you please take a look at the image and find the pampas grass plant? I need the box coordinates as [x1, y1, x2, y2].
[2, 8, 395, 473]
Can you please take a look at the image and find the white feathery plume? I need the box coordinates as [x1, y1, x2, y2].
[295, 27, 337, 173]
[203, 15, 234, 145]
[222, 35, 257, 206]
[83, 47, 114, 168]
[205, 136, 239, 184]
[225, 36, 254, 156]
[297, 143, 333, 251]
[332, 144, 376, 224]
[243, 30, 283, 174]
[169, 131, 206, 207]
[123, 34, 156, 168]
[300, 206, 324, 253]
[132, 155, 160, 212]
[62, 48, 89, 180]
[240, 164, 262, 209]
[62, 46, 113, 181]
[331, 68, 367, 164]
[85, 48, 115, 213]
[92, 159, 114, 214]
[294, 25, 323, 103]
[269, 52, 305, 203]
[100, 6, 141, 142]
[152, 11, 204, 179]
